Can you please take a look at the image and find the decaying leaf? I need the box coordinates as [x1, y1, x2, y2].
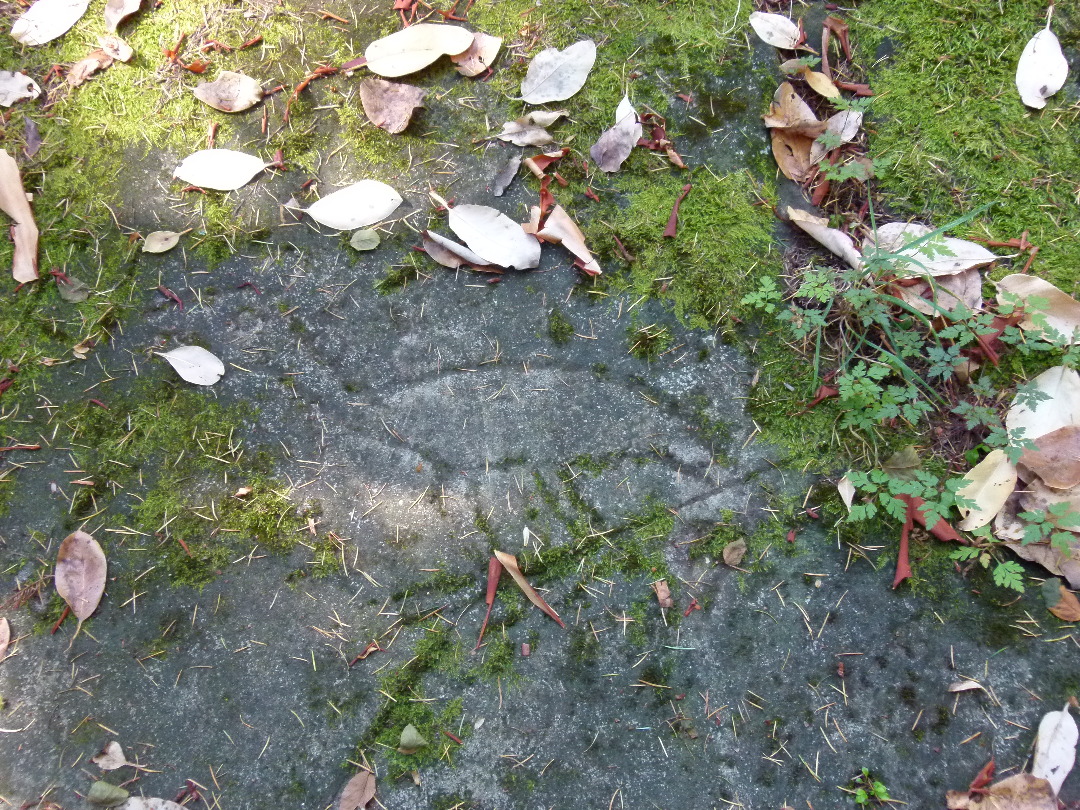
[895, 268, 983, 316]
[302, 180, 403, 231]
[349, 229, 380, 251]
[1019, 425, 1080, 490]
[120, 800, 185, 810]
[398, 724, 428, 754]
[68, 49, 113, 87]
[86, 781, 129, 806]
[1017, 479, 1080, 531]
[0, 71, 41, 107]
[651, 580, 673, 609]
[1033, 705, 1078, 794]
[996, 274, 1080, 342]
[173, 149, 269, 191]
[882, 446, 922, 480]
[359, 78, 425, 134]
[104, 0, 141, 32]
[837, 474, 856, 511]
[422, 230, 494, 270]
[99, 35, 132, 62]
[434, 193, 541, 270]
[956, 449, 1017, 532]
[763, 82, 824, 136]
[946, 773, 1056, 810]
[0, 148, 39, 283]
[808, 109, 862, 164]
[787, 206, 861, 270]
[11, 0, 89, 46]
[771, 129, 815, 182]
[723, 539, 747, 567]
[866, 222, 998, 277]
[491, 154, 521, 197]
[1006, 365, 1080, 443]
[493, 549, 566, 627]
[520, 39, 596, 105]
[55, 530, 106, 635]
[1046, 582, 1080, 622]
[590, 95, 641, 173]
[1006, 539, 1080, 590]
[0, 617, 9, 660]
[193, 71, 263, 113]
[338, 770, 376, 810]
[1016, 26, 1068, 110]
[92, 741, 130, 771]
[498, 110, 566, 147]
[450, 31, 501, 77]
[749, 11, 801, 49]
[156, 345, 225, 386]
[364, 23, 474, 78]
[536, 205, 601, 275]
[56, 273, 91, 303]
[948, 680, 986, 693]
[142, 231, 181, 253]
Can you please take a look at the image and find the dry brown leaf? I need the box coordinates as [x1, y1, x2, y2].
[771, 129, 814, 182]
[193, 71, 263, 113]
[1018, 478, 1080, 531]
[799, 67, 840, 99]
[142, 231, 181, 253]
[809, 109, 862, 164]
[92, 741, 129, 771]
[762, 82, 825, 136]
[896, 268, 982, 316]
[946, 773, 1056, 810]
[536, 204, 601, 275]
[651, 580, 673, 609]
[449, 31, 501, 77]
[956, 449, 1017, 532]
[338, 770, 376, 810]
[99, 35, 132, 62]
[233, 486, 253, 498]
[787, 206, 861, 270]
[422, 230, 499, 271]
[55, 530, 107, 634]
[491, 154, 521, 197]
[723, 539, 747, 567]
[948, 680, 986, 693]
[359, 78, 425, 134]
[0, 617, 9, 660]
[1007, 365, 1080, 444]
[590, 95, 640, 173]
[104, 0, 141, 32]
[1048, 584, 1080, 622]
[1006, 540, 1080, 590]
[0, 149, 39, 283]
[996, 274, 1080, 343]
[68, 50, 113, 87]
[498, 110, 566, 147]
[1019, 425, 1080, 490]
[493, 549, 566, 627]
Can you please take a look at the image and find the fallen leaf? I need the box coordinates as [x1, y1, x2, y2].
[193, 71, 263, 113]
[349, 229, 380, 251]
[364, 23, 474, 78]
[801, 68, 840, 99]
[948, 680, 986, 693]
[422, 230, 495, 270]
[1019, 425, 1080, 490]
[537, 205, 601, 275]
[338, 770, 376, 810]
[808, 109, 862, 164]
[359, 78, 425, 134]
[520, 39, 596, 104]
[1033, 705, 1078, 794]
[1006, 365, 1080, 443]
[398, 724, 428, 754]
[763, 82, 824, 136]
[498, 109, 566, 147]
[491, 154, 521, 197]
[837, 475, 855, 511]
[1045, 582, 1080, 622]
[996, 274, 1080, 342]
[104, 0, 141, 32]
[434, 194, 541, 270]
[156, 345, 225, 386]
[120, 800, 186, 810]
[946, 773, 1056, 810]
[651, 579, 673, 608]
[1016, 26, 1068, 110]
[771, 128, 814, 182]
[1017, 478, 1080, 531]
[23, 118, 42, 157]
[590, 95, 641, 173]
[0, 149, 40, 283]
[99, 34, 132, 62]
[233, 486, 253, 498]
[173, 149, 269, 191]
[68, 49, 113, 87]
[142, 231, 181, 253]
[1005, 539, 1080, 590]
[723, 539, 747, 567]
[474, 555, 503, 649]
[663, 183, 692, 239]
[0, 71, 41, 107]
[0, 617, 9, 660]
[55, 530, 106, 636]
[86, 781, 128, 806]
[56, 274, 91, 302]
[11, 0, 89, 46]
[787, 206, 861, 270]
[450, 31, 501, 77]
[895, 268, 982, 316]
[882, 446, 921, 480]
[749, 11, 801, 49]
[866, 222, 998, 277]
[302, 180, 403, 231]
[956, 449, 1017, 531]
[92, 741, 129, 771]
[493, 549, 566, 627]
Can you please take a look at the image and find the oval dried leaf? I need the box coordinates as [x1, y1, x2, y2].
[809, 109, 862, 164]
[122, 799, 187, 810]
[763, 82, 823, 134]
[55, 530, 107, 624]
[1033, 706, 1078, 794]
[1016, 27, 1068, 110]
[723, 539, 747, 567]
[359, 78, 425, 134]
[450, 31, 501, 77]
[802, 68, 840, 99]
[11, 0, 89, 45]
[0, 616, 9, 660]
[304, 180, 403, 231]
[590, 95, 640, 173]
[398, 723, 428, 753]
[956, 449, 1017, 531]
[339, 770, 376, 810]
[1046, 582, 1080, 622]
[771, 129, 814, 182]
[867, 222, 997, 277]
[787, 206, 862, 270]
[157, 345, 225, 386]
[99, 34, 132, 62]
[837, 475, 855, 511]
[996, 274, 1080, 342]
[104, 0, 141, 31]
[56, 274, 91, 303]
[173, 149, 268, 191]
[1019, 425, 1080, 490]
[193, 71, 263, 113]
[1006, 365, 1080, 443]
[948, 679, 985, 693]
[748, 11, 801, 49]
[142, 231, 181, 253]
[349, 229, 380, 251]
[537, 205, 600, 275]
[92, 741, 129, 771]
[520, 39, 596, 104]
[365, 23, 474, 77]
[896, 268, 982, 317]
[87, 781, 128, 806]
[0, 71, 41, 107]
[447, 204, 541, 269]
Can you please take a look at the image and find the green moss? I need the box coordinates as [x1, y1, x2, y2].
[547, 308, 575, 344]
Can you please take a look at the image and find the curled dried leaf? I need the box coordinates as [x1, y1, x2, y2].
[450, 31, 501, 77]
[193, 71, 264, 113]
[0, 149, 40, 282]
[142, 231, 181, 253]
[493, 549, 565, 627]
[338, 770, 376, 810]
[359, 78, 425, 134]
[0, 71, 41, 107]
[55, 530, 107, 631]
[651, 580, 673, 609]
[955, 449, 1017, 532]
[723, 539, 747, 567]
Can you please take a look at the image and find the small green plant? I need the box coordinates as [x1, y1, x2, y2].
[847, 768, 891, 807]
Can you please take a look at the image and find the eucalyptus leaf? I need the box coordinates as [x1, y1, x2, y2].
[349, 229, 381, 251]
[87, 781, 129, 806]
[398, 723, 428, 754]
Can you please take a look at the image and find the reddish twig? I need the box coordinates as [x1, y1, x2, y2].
[473, 556, 503, 651]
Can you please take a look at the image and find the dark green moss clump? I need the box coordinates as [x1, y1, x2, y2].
[547, 308, 575, 344]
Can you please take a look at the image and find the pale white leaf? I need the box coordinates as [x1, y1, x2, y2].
[0, 71, 40, 106]
[787, 207, 861, 270]
[1016, 27, 1068, 110]
[590, 95, 640, 173]
[0, 617, 9, 660]
[996, 274, 1080, 342]
[956, 449, 1017, 531]
[748, 12, 800, 49]
[103, 0, 141, 32]
[450, 31, 501, 77]
[142, 231, 180, 254]
[11, 0, 89, 45]
[1033, 705, 1078, 795]
[173, 149, 268, 191]
[867, 222, 997, 277]
[948, 680, 985, 693]
[537, 205, 600, 275]
[193, 71, 263, 113]
[423, 230, 492, 269]
[349, 229, 380, 251]
[895, 267, 982, 317]
[837, 475, 855, 511]
[156, 346, 224, 386]
[0, 148, 39, 282]
[520, 40, 596, 104]
[92, 741, 129, 771]
[365, 23, 474, 78]
[498, 110, 566, 147]
[444, 202, 540, 269]
[119, 800, 186, 810]
[303, 180, 402, 231]
[1006, 365, 1080, 443]
[809, 109, 862, 164]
